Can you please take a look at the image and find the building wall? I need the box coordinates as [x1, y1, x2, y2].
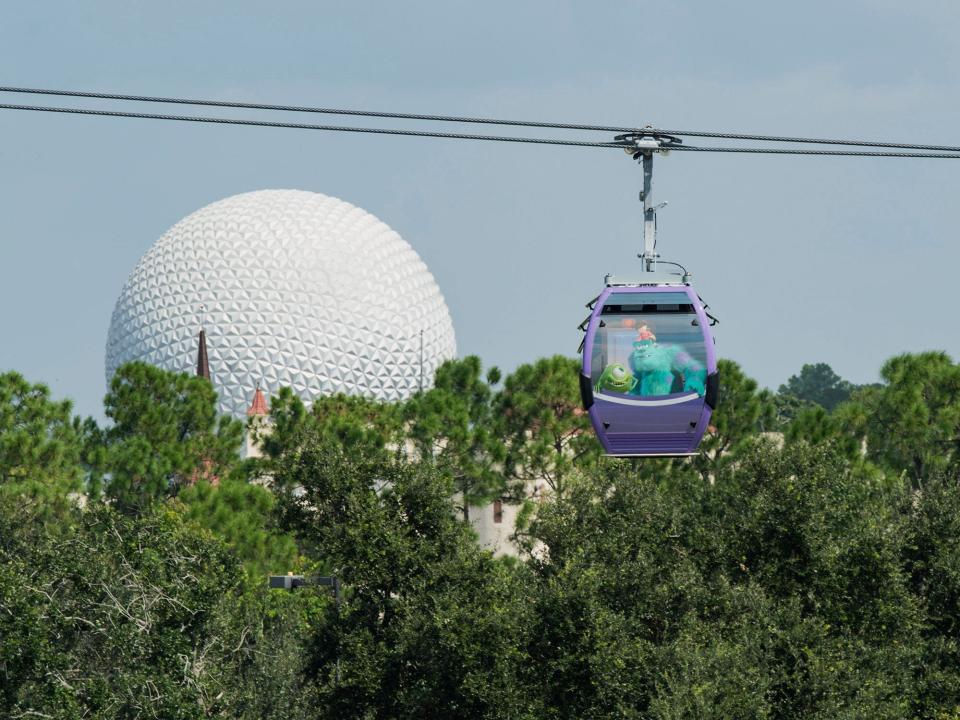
[469, 498, 522, 558]
[470, 480, 549, 558]
[242, 417, 270, 460]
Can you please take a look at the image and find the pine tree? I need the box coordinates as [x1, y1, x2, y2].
[98, 361, 244, 511]
[404, 356, 506, 520]
[0, 371, 84, 522]
[495, 355, 599, 501]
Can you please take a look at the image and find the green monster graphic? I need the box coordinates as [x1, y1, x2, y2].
[595, 363, 637, 394]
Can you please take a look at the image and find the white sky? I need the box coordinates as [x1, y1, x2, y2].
[2, 1, 959, 420]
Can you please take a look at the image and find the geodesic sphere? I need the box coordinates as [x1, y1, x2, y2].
[105, 189, 457, 417]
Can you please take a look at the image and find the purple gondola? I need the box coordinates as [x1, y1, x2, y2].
[579, 282, 718, 457]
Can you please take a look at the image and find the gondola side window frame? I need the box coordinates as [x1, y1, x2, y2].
[583, 286, 715, 400]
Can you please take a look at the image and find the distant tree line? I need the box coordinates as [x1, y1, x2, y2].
[3, 351, 960, 718]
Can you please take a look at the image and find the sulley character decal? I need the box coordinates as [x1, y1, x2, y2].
[628, 325, 706, 397]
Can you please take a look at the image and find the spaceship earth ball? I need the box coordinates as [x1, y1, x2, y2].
[105, 189, 457, 417]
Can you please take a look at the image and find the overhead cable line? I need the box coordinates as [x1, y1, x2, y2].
[0, 85, 635, 133]
[670, 145, 960, 159]
[3, 84, 960, 153]
[0, 103, 629, 149]
[2, 99, 960, 159]
[653, 128, 960, 154]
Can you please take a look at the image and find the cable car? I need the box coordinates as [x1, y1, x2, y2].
[578, 131, 718, 456]
[580, 278, 717, 456]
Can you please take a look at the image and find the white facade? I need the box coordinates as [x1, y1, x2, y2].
[470, 481, 550, 558]
[105, 190, 456, 417]
[469, 499, 522, 557]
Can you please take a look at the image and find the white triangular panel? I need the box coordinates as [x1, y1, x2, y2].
[105, 190, 456, 416]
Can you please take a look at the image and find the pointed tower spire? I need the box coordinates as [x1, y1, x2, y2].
[246, 383, 269, 416]
[243, 383, 271, 461]
[196, 329, 210, 380]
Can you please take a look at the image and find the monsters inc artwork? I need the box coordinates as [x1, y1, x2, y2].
[595, 323, 706, 398]
[628, 324, 706, 397]
[594, 363, 636, 393]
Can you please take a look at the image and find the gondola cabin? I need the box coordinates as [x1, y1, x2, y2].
[580, 282, 718, 456]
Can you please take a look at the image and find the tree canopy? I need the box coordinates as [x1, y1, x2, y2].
[496, 355, 599, 500]
[98, 361, 244, 511]
[0, 371, 84, 523]
[404, 356, 506, 519]
[778, 361, 856, 411]
[6, 352, 960, 717]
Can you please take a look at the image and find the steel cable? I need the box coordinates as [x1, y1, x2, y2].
[4, 84, 960, 153]
[670, 145, 960, 159]
[655, 127, 960, 154]
[0, 85, 636, 133]
[2, 97, 960, 158]
[0, 103, 630, 149]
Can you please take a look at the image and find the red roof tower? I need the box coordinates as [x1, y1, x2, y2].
[247, 385, 269, 417]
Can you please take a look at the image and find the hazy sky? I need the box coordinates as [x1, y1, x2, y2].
[2, 1, 959, 420]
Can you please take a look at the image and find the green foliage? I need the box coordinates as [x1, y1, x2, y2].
[257, 385, 307, 459]
[99, 361, 244, 511]
[404, 356, 507, 519]
[900, 472, 960, 715]
[9, 349, 960, 717]
[176, 479, 300, 580]
[0, 496, 319, 719]
[496, 355, 599, 499]
[719, 442, 919, 637]
[259, 386, 402, 465]
[859, 352, 960, 484]
[0, 371, 84, 522]
[694, 358, 775, 480]
[0, 502, 226, 715]
[273, 437, 540, 718]
[783, 404, 867, 466]
[527, 442, 929, 717]
[212, 575, 327, 720]
[771, 390, 815, 428]
[779, 362, 856, 411]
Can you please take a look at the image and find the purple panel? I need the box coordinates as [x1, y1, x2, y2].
[593, 394, 703, 433]
[589, 394, 710, 455]
[606, 432, 698, 455]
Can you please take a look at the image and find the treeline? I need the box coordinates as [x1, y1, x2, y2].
[3, 353, 960, 718]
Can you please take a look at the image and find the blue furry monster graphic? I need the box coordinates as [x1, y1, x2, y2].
[628, 325, 706, 397]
